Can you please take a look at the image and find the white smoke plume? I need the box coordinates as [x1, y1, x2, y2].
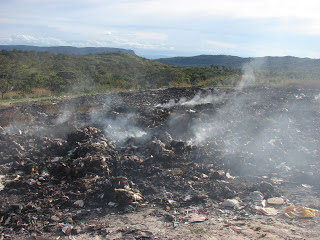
[156, 91, 226, 108]
[89, 94, 147, 145]
[236, 58, 265, 91]
[163, 85, 320, 176]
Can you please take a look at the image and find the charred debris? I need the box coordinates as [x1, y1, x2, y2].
[0, 86, 320, 237]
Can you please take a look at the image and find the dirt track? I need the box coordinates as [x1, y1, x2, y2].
[0, 86, 319, 239]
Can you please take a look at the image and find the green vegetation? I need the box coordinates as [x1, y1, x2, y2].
[157, 55, 320, 86]
[0, 50, 241, 99]
[156, 55, 248, 68]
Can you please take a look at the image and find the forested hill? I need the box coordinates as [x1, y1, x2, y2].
[156, 55, 320, 71]
[156, 54, 320, 86]
[0, 50, 240, 98]
[0, 45, 136, 55]
[156, 55, 248, 68]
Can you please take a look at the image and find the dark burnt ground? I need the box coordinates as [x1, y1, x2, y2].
[0, 86, 320, 239]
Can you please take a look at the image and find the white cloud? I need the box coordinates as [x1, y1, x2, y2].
[206, 40, 237, 48]
[6, 34, 67, 46]
[132, 31, 168, 40]
[113, 0, 320, 19]
[2, 32, 171, 51]
[111, 0, 320, 36]
[1, 0, 320, 57]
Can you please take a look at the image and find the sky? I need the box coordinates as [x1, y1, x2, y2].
[1, 0, 320, 58]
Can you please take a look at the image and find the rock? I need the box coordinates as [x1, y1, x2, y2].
[221, 199, 240, 209]
[252, 181, 277, 198]
[50, 215, 60, 222]
[249, 191, 264, 202]
[114, 187, 143, 206]
[74, 200, 85, 207]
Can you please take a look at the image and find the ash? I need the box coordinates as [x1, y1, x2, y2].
[0, 86, 320, 239]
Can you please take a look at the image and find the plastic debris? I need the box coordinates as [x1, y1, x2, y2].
[230, 226, 241, 233]
[108, 201, 116, 207]
[74, 200, 85, 207]
[259, 207, 278, 216]
[250, 191, 265, 206]
[284, 205, 318, 219]
[62, 224, 73, 235]
[267, 197, 284, 205]
[226, 171, 236, 179]
[189, 214, 207, 223]
[0, 175, 5, 191]
[1, 87, 320, 238]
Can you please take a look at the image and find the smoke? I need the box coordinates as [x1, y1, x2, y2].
[89, 94, 147, 145]
[99, 113, 147, 143]
[162, 83, 320, 177]
[55, 105, 73, 125]
[236, 58, 265, 91]
[156, 90, 226, 108]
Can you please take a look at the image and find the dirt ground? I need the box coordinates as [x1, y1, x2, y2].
[0, 86, 319, 239]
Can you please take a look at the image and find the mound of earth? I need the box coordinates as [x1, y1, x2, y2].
[0, 86, 319, 239]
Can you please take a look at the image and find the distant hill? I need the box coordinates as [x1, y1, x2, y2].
[156, 54, 320, 70]
[0, 45, 136, 55]
[156, 55, 249, 68]
[156, 55, 320, 86]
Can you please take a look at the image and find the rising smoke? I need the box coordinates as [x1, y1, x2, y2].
[89, 95, 147, 145]
[161, 59, 320, 176]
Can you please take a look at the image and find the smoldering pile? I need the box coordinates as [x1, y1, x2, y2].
[0, 86, 320, 236]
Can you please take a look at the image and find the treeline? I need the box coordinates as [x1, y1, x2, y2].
[157, 55, 320, 85]
[0, 50, 241, 99]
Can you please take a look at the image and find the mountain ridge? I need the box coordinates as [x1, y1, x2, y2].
[0, 45, 136, 55]
[155, 54, 320, 69]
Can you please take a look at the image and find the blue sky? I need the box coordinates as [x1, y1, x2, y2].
[1, 0, 320, 58]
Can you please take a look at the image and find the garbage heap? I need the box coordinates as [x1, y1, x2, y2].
[0, 86, 319, 236]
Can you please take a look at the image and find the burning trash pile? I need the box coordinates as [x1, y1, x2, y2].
[0, 86, 320, 239]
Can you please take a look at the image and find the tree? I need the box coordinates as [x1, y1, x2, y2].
[0, 77, 11, 99]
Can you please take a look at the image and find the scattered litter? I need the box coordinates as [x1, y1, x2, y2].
[267, 197, 284, 205]
[276, 162, 291, 172]
[230, 226, 242, 233]
[226, 171, 236, 179]
[270, 177, 283, 184]
[0, 86, 320, 238]
[108, 201, 116, 207]
[74, 200, 85, 207]
[284, 205, 318, 219]
[250, 191, 264, 205]
[259, 207, 278, 216]
[0, 175, 5, 191]
[189, 214, 207, 223]
[62, 224, 73, 235]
